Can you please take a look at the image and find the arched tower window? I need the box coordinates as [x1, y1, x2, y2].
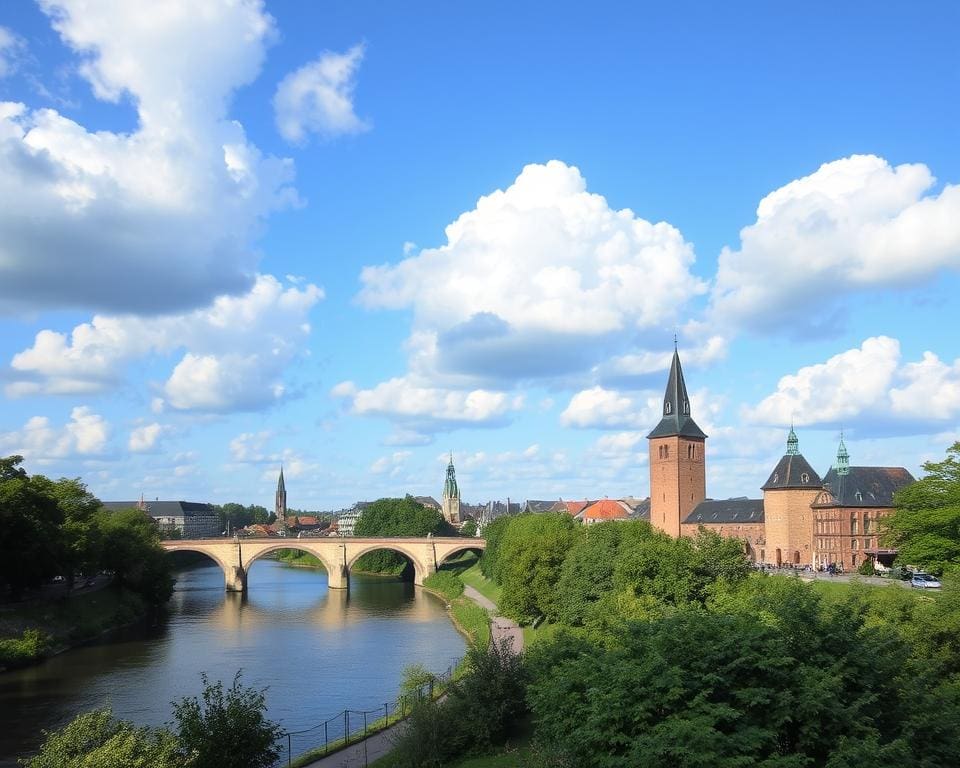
[665, 401, 672, 414]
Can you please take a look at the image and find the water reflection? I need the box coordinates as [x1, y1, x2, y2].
[1, 559, 464, 766]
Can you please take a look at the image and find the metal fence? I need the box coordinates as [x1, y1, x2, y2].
[275, 666, 455, 767]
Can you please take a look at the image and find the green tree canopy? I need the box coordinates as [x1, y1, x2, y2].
[883, 441, 960, 573]
[0, 456, 64, 599]
[495, 513, 580, 622]
[353, 496, 452, 574]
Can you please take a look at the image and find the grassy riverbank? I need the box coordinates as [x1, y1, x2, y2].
[0, 586, 148, 670]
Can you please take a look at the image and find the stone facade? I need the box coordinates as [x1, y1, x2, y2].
[812, 503, 886, 570]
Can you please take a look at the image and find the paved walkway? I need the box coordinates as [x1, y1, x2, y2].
[462, 585, 523, 654]
[301, 581, 520, 768]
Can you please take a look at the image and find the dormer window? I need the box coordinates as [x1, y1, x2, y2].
[801, 472, 809, 484]
[772, 473, 779, 484]
[855, 491, 863, 502]
[665, 401, 672, 414]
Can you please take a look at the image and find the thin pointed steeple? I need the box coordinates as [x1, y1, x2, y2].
[443, 453, 459, 500]
[275, 465, 287, 523]
[647, 347, 707, 439]
[786, 423, 799, 455]
[836, 432, 850, 476]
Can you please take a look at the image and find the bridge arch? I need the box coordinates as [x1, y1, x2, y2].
[346, 543, 429, 585]
[242, 542, 339, 575]
[436, 544, 485, 569]
[163, 544, 233, 588]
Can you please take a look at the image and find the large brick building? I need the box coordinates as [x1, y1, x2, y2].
[649, 348, 914, 568]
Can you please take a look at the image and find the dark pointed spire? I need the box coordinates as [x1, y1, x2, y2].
[647, 347, 707, 440]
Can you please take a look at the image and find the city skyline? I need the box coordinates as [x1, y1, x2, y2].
[0, 1, 958, 509]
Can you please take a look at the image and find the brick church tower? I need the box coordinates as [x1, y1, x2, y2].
[647, 346, 707, 537]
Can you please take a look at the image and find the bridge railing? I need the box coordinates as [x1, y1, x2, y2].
[274, 665, 455, 767]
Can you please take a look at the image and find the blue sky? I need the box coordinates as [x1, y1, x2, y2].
[0, 0, 958, 510]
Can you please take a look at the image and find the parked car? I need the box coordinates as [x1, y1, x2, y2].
[911, 573, 942, 589]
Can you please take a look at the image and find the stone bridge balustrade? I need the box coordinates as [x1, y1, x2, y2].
[162, 537, 486, 593]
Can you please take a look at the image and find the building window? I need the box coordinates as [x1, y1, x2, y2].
[772, 473, 779, 484]
[852, 539, 859, 550]
[863, 516, 871, 534]
[855, 491, 863, 502]
[851, 515, 858, 535]
[665, 401, 672, 414]
[801, 472, 809, 484]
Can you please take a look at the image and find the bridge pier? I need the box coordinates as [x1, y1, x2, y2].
[327, 564, 349, 590]
[225, 565, 247, 593]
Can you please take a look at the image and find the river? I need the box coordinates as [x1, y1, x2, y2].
[0, 558, 466, 766]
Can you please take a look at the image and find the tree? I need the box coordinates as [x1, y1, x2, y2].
[496, 513, 580, 622]
[23, 709, 180, 768]
[98, 508, 173, 605]
[883, 442, 960, 573]
[478, 515, 511, 580]
[38, 476, 104, 589]
[172, 672, 282, 768]
[459, 519, 478, 537]
[354, 497, 452, 574]
[0, 456, 64, 599]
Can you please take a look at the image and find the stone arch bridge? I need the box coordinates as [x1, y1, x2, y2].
[162, 537, 486, 592]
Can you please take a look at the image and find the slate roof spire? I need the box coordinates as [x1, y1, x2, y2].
[647, 346, 707, 440]
[275, 465, 287, 522]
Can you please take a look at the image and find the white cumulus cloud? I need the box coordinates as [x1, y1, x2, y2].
[128, 422, 167, 453]
[0, 0, 298, 314]
[359, 160, 706, 383]
[751, 336, 960, 432]
[0, 406, 109, 461]
[274, 44, 369, 143]
[8, 274, 324, 412]
[560, 386, 660, 429]
[711, 155, 960, 333]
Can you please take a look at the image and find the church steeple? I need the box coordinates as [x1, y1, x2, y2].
[441, 453, 461, 525]
[443, 453, 459, 501]
[836, 433, 850, 476]
[275, 466, 287, 525]
[647, 347, 707, 440]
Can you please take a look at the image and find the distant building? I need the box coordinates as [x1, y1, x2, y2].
[336, 503, 368, 537]
[414, 496, 442, 511]
[103, 500, 220, 538]
[578, 499, 632, 526]
[441, 454, 461, 525]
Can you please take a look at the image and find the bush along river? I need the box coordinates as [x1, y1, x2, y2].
[0, 557, 466, 766]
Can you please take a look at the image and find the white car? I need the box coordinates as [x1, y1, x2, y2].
[911, 573, 942, 589]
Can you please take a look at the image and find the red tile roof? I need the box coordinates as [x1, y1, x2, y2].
[581, 499, 630, 521]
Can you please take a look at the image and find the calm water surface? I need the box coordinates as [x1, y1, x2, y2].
[0, 559, 465, 765]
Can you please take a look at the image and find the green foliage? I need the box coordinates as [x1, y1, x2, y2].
[884, 441, 960, 573]
[478, 516, 512, 581]
[857, 558, 876, 576]
[423, 570, 465, 599]
[99, 508, 174, 605]
[460, 519, 478, 537]
[354, 496, 453, 574]
[495, 514, 580, 622]
[0, 628, 51, 667]
[451, 599, 491, 649]
[21, 709, 180, 768]
[217, 502, 271, 532]
[389, 640, 527, 767]
[0, 456, 64, 598]
[399, 663, 438, 700]
[172, 671, 282, 768]
[527, 577, 960, 767]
